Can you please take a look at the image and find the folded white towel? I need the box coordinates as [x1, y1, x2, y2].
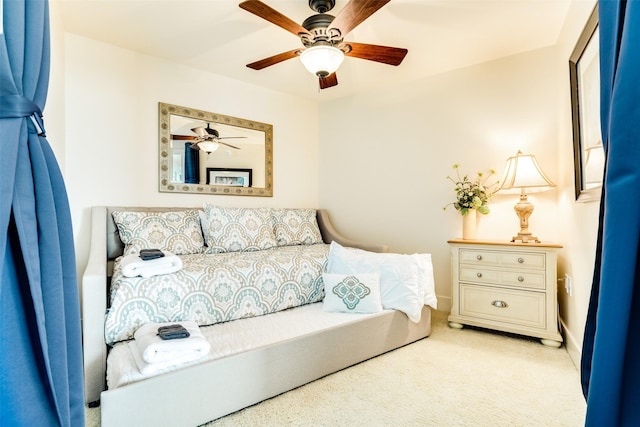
[129, 340, 208, 377]
[120, 252, 183, 278]
[134, 321, 211, 365]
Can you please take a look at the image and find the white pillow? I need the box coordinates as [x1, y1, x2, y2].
[322, 273, 383, 314]
[202, 205, 277, 253]
[326, 241, 431, 322]
[271, 208, 323, 246]
[112, 210, 205, 256]
[417, 253, 438, 308]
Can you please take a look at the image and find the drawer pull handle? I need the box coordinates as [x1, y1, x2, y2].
[476, 255, 483, 261]
[518, 276, 524, 282]
[476, 272, 483, 278]
[491, 300, 508, 308]
[517, 257, 524, 264]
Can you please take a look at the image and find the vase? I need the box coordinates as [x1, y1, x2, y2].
[462, 209, 477, 240]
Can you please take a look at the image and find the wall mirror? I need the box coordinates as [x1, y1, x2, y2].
[569, 5, 602, 202]
[158, 102, 273, 196]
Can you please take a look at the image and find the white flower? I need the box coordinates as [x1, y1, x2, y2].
[443, 164, 499, 216]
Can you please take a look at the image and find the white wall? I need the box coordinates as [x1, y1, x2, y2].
[46, 0, 66, 165]
[63, 34, 320, 277]
[317, 0, 599, 367]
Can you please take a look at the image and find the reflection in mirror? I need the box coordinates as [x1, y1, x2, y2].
[576, 26, 602, 193]
[158, 102, 273, 196]
[569, 6, 601, 203]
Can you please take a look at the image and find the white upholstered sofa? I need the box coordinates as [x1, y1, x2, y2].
[82, 206, 434, 426]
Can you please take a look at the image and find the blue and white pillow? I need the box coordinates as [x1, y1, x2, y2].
[322, 273, 383, 314]
[202, 205, 277, 253]
[272, 208, 323, 246]
[112, 210, 205, 256]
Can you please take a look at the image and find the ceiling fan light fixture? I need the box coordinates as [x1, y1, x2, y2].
[197, 141, 220, 154]
[300, 45, 344, 78]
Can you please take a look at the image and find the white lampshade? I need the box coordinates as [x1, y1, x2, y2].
[498, 150, 556, 194]
[197, 141, 219, 153]
[300, 45, 345, 78]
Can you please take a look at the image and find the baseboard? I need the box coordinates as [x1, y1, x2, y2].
[560, 317, 582, 369]
[436, 295, 451, 313]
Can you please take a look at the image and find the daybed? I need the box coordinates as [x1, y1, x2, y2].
[82, 205, 435, 427]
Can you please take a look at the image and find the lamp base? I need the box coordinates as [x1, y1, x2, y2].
[511, 193, 541, 244]
[511, 233, 541, 244]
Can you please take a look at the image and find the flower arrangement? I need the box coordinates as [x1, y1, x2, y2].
[444, 164, 499, 216]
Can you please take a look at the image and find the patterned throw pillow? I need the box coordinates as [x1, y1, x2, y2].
[202, 205, 277, 253]
[322, 273, 383, 314]
[272, 208, 323, 246]
[112, 210, 205, 256]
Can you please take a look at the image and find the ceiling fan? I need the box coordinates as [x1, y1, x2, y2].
[239, 0, 408, 90]
[171, 124, 245, 153]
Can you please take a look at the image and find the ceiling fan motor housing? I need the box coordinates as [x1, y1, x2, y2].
[308, 0, 335, 13]
[301, 13, 342, 47]
[205, 128, 220, 138]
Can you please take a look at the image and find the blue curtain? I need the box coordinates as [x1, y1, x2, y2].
[0, 0, 84, 426]
[184, 143, 200, 184]
[581, 1, 640, 425]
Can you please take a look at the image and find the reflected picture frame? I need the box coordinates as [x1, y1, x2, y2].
[206, 168, 252, 187]
[569, 5, 602, 202]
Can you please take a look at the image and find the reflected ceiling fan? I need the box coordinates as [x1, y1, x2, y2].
[239, 0, 408, 90]
[171, 124, 245, 153]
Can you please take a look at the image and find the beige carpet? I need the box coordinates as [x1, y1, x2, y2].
[86, 310, 586, 426]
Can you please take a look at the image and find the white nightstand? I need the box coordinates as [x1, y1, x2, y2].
[447, 239, 563, 347]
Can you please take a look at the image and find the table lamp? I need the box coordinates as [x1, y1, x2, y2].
[497, 150, 555, 243]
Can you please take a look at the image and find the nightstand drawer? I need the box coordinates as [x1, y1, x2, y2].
[460, 249, 545, 270]
[499, 252, 545, 270]
[460, 284, 546, 329]
[460, 249, 500, 265]
[460, 267, 546, 290]
[460, 267, 500, 284]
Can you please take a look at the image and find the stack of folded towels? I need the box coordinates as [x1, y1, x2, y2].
[132, 321, 211, 375]
[120, 251, 183, 278]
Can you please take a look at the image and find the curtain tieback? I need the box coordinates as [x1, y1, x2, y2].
[0, 95, 46, 136]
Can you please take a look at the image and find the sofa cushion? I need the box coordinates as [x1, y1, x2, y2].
[322, 273, 383, 314]
[202, 205, 277, 253]
[272, 208, 323, 246]
[111, 210, 205, 256]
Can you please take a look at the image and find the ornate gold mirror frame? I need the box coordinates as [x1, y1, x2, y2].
[158, 102, 273, 196]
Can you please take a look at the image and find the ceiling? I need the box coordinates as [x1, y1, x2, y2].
[57, 0, 572, 101]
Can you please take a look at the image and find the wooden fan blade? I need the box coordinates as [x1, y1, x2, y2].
[218, 141, 241, 150]
[345, 42, 408, 66]
[171, 135, 197, 141]
[239, 0, 310, 37]
[319, 73, 338, 90]
[247, 49, 301, 70]
[329, 0, 390, 37]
